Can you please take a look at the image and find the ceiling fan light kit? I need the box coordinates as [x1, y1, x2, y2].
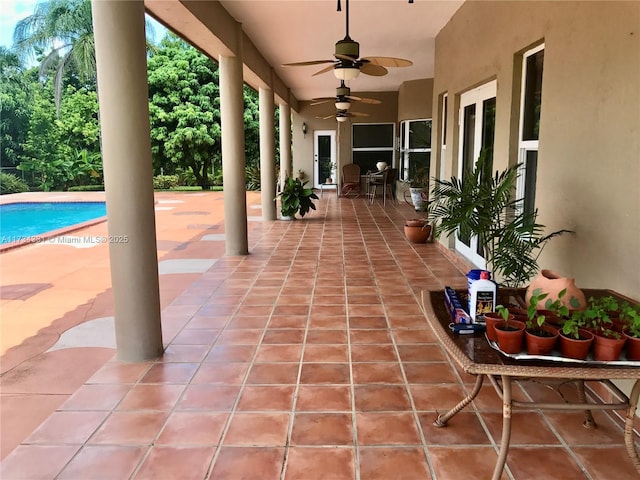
[334, 65, 360, 80]
[335, 100, 351, 110]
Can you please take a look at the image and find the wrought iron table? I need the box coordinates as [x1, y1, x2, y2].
[421, 288, 640, 480]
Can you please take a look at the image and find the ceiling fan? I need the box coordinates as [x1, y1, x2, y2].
[311, 81, 381, 111]
[282, 0, 413, 80]
[317, 110, 369, 123]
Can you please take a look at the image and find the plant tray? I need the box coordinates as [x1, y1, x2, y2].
[486, 335, 640, 366]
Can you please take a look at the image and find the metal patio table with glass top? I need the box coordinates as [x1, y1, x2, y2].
[421, 288, 640, 480]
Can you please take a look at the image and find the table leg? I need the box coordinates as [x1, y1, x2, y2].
[576, 380, 596, 429]
[625, 379, 640, 473]
[434, 374, 484, 427]
[492, 375, 513, 480]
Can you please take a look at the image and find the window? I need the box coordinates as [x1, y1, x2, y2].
[352, 123, 395, 172]
[517, 44, 544, 218]
[399, 119, 431, 181]
[439, 94, 448, 181]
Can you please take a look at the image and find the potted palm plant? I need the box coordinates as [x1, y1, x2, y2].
[427, 149, 570, 288]
[276, 176, 319, 220]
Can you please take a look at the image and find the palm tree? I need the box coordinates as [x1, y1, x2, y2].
[13, 0, 157, 113]
[13, 0, 95, 112]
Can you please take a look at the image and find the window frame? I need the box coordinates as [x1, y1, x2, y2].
[351, 122, 395, 173]
[398, 118, 432, 182]
[516, 43, 545, 218]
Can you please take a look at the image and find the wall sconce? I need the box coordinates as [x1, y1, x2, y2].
[302, 122, 307, 137]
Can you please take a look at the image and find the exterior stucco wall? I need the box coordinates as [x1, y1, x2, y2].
[434, 0, 640, 299]
[398, 78, 434, 121]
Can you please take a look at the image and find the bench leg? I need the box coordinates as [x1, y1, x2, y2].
[492, 375, 513, 480]
[434, 374, 484, 427]
[625, 379, 640, 473]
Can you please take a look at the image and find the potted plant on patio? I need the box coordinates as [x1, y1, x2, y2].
[404, 166, 430, 212]
[522, 289, 560, 355]
[559, 315, 594, 360]
[580, 296, 626, 361]
[427, 149, 571, 287]
[620, 301, 640, 360]
[493, 304, 526, 353]
[276, 176, 319, 220]
[404, 216, 432, 243]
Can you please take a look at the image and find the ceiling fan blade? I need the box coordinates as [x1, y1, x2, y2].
[360, 63, 388, 76]
[347, 95, 382, 105]
[282, 60, 335, 67]
[316, 114, 336, 120]
[349, 112, 369, 117]
[310, 99, 332, 106]
[312, 64, 337, 76]
[334, 53, 358, 62]
[361, 56, 413, 68]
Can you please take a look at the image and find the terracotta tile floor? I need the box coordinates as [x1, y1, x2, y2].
[1, 191, 639, 479]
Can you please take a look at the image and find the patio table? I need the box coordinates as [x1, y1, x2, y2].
[421, 288, 640, 480]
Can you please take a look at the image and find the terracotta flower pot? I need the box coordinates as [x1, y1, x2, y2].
[559, 329, 594, 360]
[404, 224, 431, 243]
[623, 332, 640, 361]
[526, 269, 586, 310]
[494, 319, 525, 354]
[525, 325, 559, 355]
[484, 312, 513, 342]
[592, 332, 626, 361]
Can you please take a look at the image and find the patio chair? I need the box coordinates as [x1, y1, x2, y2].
[367, 167, 397, 206]
[340, 163, 361, 197]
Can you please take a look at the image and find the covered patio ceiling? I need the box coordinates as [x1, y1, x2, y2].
[145, 0, 463, 103]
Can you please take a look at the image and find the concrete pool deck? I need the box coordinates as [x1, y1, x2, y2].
[0, 190, 264, 458]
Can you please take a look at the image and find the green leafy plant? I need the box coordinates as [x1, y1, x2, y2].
[620, 302, 640, 338]
[0, 172, 29, 194]
[525, 288, 549, 330]
[427, 149, 570, 287]
[577, 296, 621, 339]
[276, 176, 318, 218]
[408, 166, 430, 188]
[495, 304, 512, 322]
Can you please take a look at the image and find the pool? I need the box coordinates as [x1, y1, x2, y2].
[1, 202, 107, 245]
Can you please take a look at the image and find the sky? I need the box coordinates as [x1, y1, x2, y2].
[0, 0, 37, 48]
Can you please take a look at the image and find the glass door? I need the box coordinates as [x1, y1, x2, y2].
[314, 130, 336, 188]
[455, 81, 496, 267]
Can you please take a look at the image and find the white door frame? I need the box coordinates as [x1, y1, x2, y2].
[314, 130, 336, 189]
[455, 80, 497, 268]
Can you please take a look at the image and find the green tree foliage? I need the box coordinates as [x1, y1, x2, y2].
[0, 47, 31, 171]
[148, 35, 220, 190]
[18, 82, 101, 190]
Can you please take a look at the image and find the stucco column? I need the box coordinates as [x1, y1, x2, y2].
[92, 0, 163, 361]
[279, 103, 292, 190]
[219, 55, 248, 255]
[259, 87, 277, 220]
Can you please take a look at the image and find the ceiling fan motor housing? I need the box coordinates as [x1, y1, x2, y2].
[336, 85, 350, 97]
[335, 37, 360, 60]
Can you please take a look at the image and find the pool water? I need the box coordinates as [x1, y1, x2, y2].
[0, 202, 107, 244]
